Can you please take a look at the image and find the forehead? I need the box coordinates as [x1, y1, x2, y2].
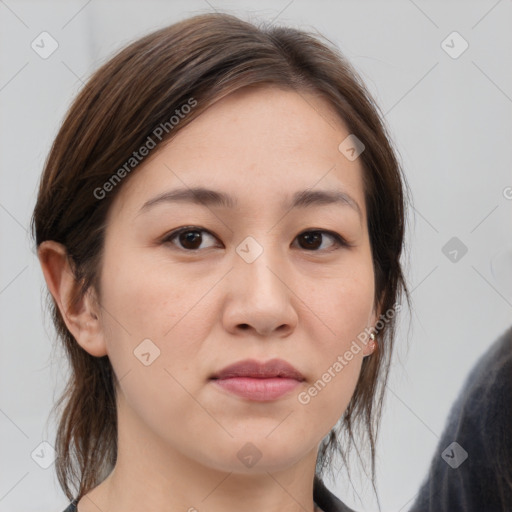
[108, 85, 367, 222]
[172, 85, 351, 151]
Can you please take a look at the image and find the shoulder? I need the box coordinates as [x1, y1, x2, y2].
[60, 499, 77, 512]
[314, 475, 358, 512]
[456, 324, 512, 426]
[409, 325, 512, 512]
[442, 324, 512, 454]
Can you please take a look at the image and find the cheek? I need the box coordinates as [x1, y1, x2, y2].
[100, 247, 203, 340]
[98, 256, 212, 437]
[296, 256, 375, 346]
[293, 259, 373, 423]
[98, 249, 215, 388]
[298, 323, 365, 436]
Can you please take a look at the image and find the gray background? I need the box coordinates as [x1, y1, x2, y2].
[1, 0, 511, 511]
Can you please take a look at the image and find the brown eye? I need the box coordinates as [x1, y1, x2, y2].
[295, 230, 347, 251]
[178, 230, 202, 250]
[163, 227, 219, 251]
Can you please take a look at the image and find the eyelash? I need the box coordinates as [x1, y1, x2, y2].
[161, 226, 352, 253]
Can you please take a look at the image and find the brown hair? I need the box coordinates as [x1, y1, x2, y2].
[31, 12, 412, 506]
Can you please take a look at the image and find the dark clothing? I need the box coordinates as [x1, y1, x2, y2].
[314, 475, 357, 512]
[61, 475, 356, 511]
[61, 501, 77, 512]
[409, 325, 512, 512]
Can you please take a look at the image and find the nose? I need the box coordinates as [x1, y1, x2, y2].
[221, 239, 299, 338]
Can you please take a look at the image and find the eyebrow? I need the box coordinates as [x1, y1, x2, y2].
[138, 186, 363, 220]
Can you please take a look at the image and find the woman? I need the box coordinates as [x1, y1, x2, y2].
[31, 12, 411, 512]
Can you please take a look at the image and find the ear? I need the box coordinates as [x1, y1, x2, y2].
[37, 240, 107, 357]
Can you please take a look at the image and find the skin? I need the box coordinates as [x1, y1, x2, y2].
[39, 85, 380, 512]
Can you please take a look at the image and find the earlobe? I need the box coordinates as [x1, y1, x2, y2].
[364, 302, 382, 357]
[37, 240, 108, 358]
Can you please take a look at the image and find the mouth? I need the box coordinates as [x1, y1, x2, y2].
[209, 358, 305, 402]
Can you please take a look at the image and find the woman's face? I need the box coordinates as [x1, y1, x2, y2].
[96, 85, 379, 473]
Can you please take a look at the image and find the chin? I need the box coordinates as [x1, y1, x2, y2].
[199, 436, 312, 474]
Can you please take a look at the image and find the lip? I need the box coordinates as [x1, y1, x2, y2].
[210, 358, 305, 402]
[211, 358, 305, 380]
[212, 377, 301, 401]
